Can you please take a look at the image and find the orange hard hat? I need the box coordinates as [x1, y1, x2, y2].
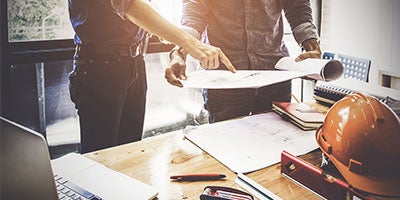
[316, 92, 400, 196]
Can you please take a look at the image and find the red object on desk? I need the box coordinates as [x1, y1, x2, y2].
[280, 151, 376, 200]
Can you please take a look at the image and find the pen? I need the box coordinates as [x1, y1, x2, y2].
[170, 173, 226, 181]
[243, 72, 261, 79]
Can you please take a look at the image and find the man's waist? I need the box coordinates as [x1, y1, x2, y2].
[75, 43, 142, 58]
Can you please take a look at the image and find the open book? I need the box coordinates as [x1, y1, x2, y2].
[181, 57, 343, 89]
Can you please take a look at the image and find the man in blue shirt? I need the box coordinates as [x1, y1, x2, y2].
[165, 0, 321, 123]
[68, 0, 236, 153]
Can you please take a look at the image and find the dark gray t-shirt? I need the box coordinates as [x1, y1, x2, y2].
[69, 0, 145, 45]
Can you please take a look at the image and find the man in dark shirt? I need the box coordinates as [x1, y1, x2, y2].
[68, 0, 236, 153]
[166, 0, 321, 123]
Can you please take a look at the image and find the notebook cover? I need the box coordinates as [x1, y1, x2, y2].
[272, 102, 325, 127]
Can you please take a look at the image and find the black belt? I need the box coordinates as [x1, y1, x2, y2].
[75, 43, 141, 58]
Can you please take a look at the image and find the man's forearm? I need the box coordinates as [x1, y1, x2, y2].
[124, 0, 194, 50]
[169, 26, 203, 60]
[125, 0, 236, 72]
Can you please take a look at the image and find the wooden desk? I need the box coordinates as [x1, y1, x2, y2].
[84, 130, 322, 200]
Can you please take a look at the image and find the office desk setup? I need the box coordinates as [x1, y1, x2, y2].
[56, 60, 398, 199]
[84, 128, 323, 200]
[79, 82, 400, 200]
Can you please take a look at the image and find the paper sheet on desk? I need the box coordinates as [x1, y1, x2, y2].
[184, 112, 319, 173]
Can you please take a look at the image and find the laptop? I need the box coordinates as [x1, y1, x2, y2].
[0, 116, 158, 200]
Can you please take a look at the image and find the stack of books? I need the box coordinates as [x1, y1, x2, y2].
[272, 101, 326, 131]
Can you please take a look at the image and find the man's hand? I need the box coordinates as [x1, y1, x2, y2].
[165, 49, 186, 87]
[184, 39, 236, 73]
[295, 38, 322, 62]
[197, 45, 236, 73]
[165, 43, 237, 88]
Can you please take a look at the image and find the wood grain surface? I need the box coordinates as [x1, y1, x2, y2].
[85, 130, 322, 200]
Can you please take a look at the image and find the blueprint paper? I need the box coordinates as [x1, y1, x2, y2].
[184, 112, 319, 173]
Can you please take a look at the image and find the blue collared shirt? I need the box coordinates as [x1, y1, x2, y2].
[181, 0, 319, 70]
[68, 0, 145, 45]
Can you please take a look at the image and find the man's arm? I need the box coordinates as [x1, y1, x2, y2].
[181, 0, 210, 40]
[283, 0, 321, 61]
[124, 0, 235, 72]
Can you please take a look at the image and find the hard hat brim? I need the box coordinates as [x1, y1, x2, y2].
[316, 127, 400, 197]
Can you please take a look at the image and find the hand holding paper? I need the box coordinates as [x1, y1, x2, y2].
[180, 57, 344, 89]
[275, 57, 343, 81]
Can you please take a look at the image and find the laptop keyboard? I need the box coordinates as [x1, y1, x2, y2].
[54, 174, 103, 200]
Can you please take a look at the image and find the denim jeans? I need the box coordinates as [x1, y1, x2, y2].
[69, 52, 147, 153]
[203, 80, 291, 123]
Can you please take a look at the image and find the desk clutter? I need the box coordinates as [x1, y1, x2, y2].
[3, 92, 399, 199]
[182, 93, 400, 199]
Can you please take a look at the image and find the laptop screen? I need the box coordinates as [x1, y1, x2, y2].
[1, 116, 158, 200]
[0, 117, 59, 200]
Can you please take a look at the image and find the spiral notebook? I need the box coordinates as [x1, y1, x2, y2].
[313, 78, 400, 106]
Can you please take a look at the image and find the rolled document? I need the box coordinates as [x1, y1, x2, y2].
[275, 57, 344, 82]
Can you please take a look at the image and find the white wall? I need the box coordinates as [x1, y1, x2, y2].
[320, 0, 400, 86]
